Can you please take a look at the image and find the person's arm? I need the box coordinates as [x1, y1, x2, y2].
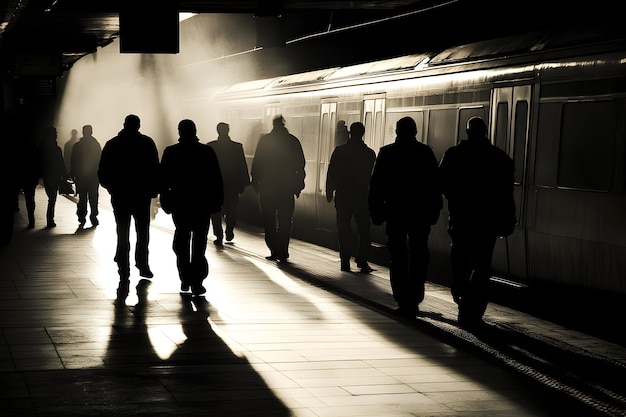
[368, 151, 386, 226]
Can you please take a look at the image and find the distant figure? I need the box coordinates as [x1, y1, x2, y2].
[15, 131, 41, 229]
[70, 124, 102, 227]
[326, 122, 376, 273]
[439, 116, 516, 329]
[251, 115, 306, 262]
[368, 116, 442, 319]
[335, 120, 349, 147]
[207, 122, 250, 246]
[98, 114, 160, 281]
[38, 126, 67, 228]
[160, 119, 224, 295]
[64, 129, 79, 195]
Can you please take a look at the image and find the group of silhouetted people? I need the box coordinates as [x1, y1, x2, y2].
[4, 112, 515, 330]
[97, 115, 248, 296]
[8, 124, 99, 232]
[327, 115, 515, 329]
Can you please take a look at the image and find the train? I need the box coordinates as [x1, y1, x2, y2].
[201, 29, 626, 308]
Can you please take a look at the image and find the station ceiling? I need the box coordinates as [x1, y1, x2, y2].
[0, 0, 451, 70]
[0, 0, 622, 76]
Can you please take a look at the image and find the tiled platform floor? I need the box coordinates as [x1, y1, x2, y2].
[0, 187, 623, 416]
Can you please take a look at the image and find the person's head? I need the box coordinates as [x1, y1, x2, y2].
[178, 119, 197, 138]
[466, 116, 487, 139]
[217, 122, 229, 136]
[272, 115, 286, 128]
[42, 126, 57, 141]
[70, 129, 78, 139]
[82, 125, 92, 137]
[395, 116, 417, 138]
[349, 122, 365, 141]
[123, 114, 140, 132]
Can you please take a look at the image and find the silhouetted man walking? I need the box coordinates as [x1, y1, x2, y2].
[15, 129, 40, 229]
[368, 116, 442, 319]
[251, 115, 305, 262]
[39, 126, 67, 228]
[208, 122, 250, 246]
[71, 124, 102, 227]
[160, 119, 223, 296]
[326, 122, 376, 273]
[440, 116, 516, 329]
[98, 114, 159, 281]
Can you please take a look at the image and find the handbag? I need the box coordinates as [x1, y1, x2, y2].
[59, 178, 75, 195]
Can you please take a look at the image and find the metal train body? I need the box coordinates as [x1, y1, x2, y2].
[208, 30, 626, 299]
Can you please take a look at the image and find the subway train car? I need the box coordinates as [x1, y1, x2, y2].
[205, 29, 626, 308]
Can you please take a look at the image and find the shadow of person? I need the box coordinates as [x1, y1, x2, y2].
[102, 287, 291, 415]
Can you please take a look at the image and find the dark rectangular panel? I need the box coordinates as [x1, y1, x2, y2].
[119, 1, 179, 54]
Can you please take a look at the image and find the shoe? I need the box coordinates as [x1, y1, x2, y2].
[265, 254, 278, 261]
[192, 285, 206, 296]
[138, 268, 154, 278]
[357, 262, 374, 273]
[180, 282, 190, 293]
[46, 222, 56, 228]
[458, 313, 484, 331]
[393, 305, 418, 320]
[91, 218, 99, 226]
[340, 260, 351, 272]
[27, 222, 35, 229]
[78, 220, 86, 228]
[225, 231, 234, 242]
[214, 239, 223, 247]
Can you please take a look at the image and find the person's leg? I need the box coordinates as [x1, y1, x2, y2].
[275, 193, 295, 260]
[112, 199, 131, 280]
[190, 217, 210, 295]
[75, 181, 88, 224]
[407, 225, 431, 307]
[463, 233, 497, 321]
[335, 201, 352, 270]
[173, 213, 192, 291]
[260, 192, 278, 258]
[210, 211, 223, 245]
[223, 193, 239, 241]
[354, 205, 372, 271]
[43, 179, 59, 227]
[449, 226, 473, 306]
[386, 221, 414, 316]
[88, 180, 100, 225]
[23, 184, 36, 227]
[133, 198, 152, 277]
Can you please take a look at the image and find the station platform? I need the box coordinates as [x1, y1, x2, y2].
[1, 187, 626, 416]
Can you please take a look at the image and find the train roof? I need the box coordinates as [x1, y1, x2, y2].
[214, 29, 626, 99]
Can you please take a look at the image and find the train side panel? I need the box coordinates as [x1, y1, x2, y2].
[211, 35, 626, 300]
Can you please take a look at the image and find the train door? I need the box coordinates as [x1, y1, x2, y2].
[489, 85, 531, 286]
[363, 95, 386, 154]
[316, 101, 338, 232]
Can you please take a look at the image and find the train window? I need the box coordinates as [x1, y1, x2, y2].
[494, 102, 509, 152]
[299, 115, 320, 161]
[427, 108, 457, 162]
[240, 119, 264, 156]
[458, 107, 485, 143]
[384, 111, 424, 145]
[535, 103, 561, 187]
[558, 100, 617, 191]
[513, 101, 528, 184]
[364, 112, 373, 146]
